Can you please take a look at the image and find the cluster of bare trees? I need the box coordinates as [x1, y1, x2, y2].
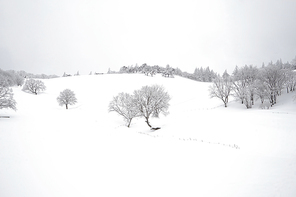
[0, 73, 78, 112]
[0, 77, 46, 111]
[0, 69, 60, 112]
[0, 69, 25, 87]
[209, 61, 296, 108]
[109, 85, 171, 128]
[22, 79, 77, 109]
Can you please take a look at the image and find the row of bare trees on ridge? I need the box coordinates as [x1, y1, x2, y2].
[209, 61, 296, 108]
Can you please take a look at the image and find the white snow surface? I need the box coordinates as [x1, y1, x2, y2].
[1, 74, 296, 197]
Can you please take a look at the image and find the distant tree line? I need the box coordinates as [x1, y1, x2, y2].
[116, 63, 218, 82]
[209, 58, 296, 108]
[18, 70, 58, 80]
[182, 67, 218, 82]
[117, 64, 175, 78]
[63, 71, 106, 77]
[63, 71, 81, 77]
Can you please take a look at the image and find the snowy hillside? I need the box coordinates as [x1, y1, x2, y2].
[1, 74, 296, 197]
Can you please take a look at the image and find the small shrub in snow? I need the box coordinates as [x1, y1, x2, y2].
[22, 79, 46, 95]
[57, 89, 77, 109]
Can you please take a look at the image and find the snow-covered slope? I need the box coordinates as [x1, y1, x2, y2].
[1, 74, 296, 197]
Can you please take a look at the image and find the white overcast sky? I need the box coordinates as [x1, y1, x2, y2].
[1, 0, 296, 75]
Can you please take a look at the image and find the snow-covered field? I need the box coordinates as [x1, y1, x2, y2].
[1, 74, 296, 197]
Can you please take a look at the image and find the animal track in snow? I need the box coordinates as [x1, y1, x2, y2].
[137, 131, 240, 149]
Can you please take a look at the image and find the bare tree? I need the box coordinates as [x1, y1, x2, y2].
[240, 86, 253, 108]
[142, 64, 151, 76]
[22, 79, 46, 95]
[283, 68, 296, 93]
[291, 56, 296, 69]
[231, 65, 258, 108]
[57, 89, 77, 109]
[254, 80, 270, 104]
[108, 92, 139, 127]
[209, 76, 232, 107]
[133, 85, 171, 128]
[258, 63, 285, 106]
[0, 81, 16, 111]
[162, 65, 175, 78]
[231, 80, 245, 104]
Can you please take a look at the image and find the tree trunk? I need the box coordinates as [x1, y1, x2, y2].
[66, 104, 68, 109]
[127, 119, 132, 127]
[145, 118, 152, 127]
[270, 92, 277, 106]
